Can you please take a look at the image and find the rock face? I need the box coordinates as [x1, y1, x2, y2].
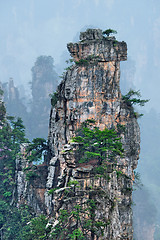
[45, 29, 140, 239]
[15, 29, 140, 239]
[14, 144, 48, 214]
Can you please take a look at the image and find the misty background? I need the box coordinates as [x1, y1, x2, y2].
[0, 0, 160, 239]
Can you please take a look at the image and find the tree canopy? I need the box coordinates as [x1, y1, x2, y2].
[103, 29, 117, 37]
[72, 119, 123, 165]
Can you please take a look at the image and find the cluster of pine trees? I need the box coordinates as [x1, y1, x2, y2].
[0, 89, 51, 239]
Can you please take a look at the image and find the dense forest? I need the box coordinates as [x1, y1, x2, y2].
[0, 90, 49, 239]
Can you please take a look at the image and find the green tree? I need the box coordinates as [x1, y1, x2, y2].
[0, 89, 51, 240]
[21, 214, 49, 240]
[122, 89, 149, 107]
[0, 115, 28, 203]
[0, 94, 31, 239]
[72, 119, 123, 165]
[51, 200, 106, 240]
[25, 137, 48, 163]
[103, 29, 117, 37]
[0, 204, 33, 240]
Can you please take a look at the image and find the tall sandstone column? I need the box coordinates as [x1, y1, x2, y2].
[45, 29, 140, 239]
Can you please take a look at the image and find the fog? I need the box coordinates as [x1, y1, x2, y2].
[0, 0, 160, 109]
[1, 0, 160, 238]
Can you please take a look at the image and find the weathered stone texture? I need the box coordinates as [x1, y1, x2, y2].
[14, 144, 48, 214]
[15, 29, 140, 239]
[67, 29, 127, 62]
[46, 29, 140, 239]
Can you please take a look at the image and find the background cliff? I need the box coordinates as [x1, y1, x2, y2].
[1, 56, 58, 140]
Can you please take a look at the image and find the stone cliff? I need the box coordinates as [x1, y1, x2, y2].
[15, 29, 140, 240]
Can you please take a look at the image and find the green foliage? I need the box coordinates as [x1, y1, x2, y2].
[67, 180, 80, 187]
[0, 102, 6, 120]
[24, 137, 48, 181]
[47, 188, 55, 195]
[23, 214, 49, 240]
[0, 87, 4, 98]
[65, 58, 74, 71]
[75, 55, 100, 67]
[133, 171, 143, 190]
[75, 59, 89, 66]
[47, 187, 60, 195]
[0, 101, 31, 239]
[72, 119, 124, 165]
[8, 116, 28, 149]
[23, 166, 32, 172]
[25, 170, 39, 181]
[134, 112, 144, 119]
[51, 199, 107, 240]
[93, 165, 105, 176]
[65, 66, 73, 71]
[103, 29, 117, 37]
[0, 114, 28, 203]
[117, 124, 126, 134]
[49, 91, 58, 107]
[0, 203, 49, 240]
[116, 170, 123, 178]
[51, 209, 69, 239]
[69, 229, 85, 239]
[65, 55, 100, 70]
[0, 95, 50, 239]
[113, 40, 118, 46]
[25, 137, 48, 163]
[66, 58, 74, 64]
[122, 89, 149, 107]
[0, 203, 34, 240]
[85, 55, 100, 61]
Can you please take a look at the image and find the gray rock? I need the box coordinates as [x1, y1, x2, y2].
[15, 29, 140, 239]
[47, 29, 139, 239]
[80, 28, 103, 41]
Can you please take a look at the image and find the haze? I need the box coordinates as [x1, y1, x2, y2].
[0, 0, 159, 110]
